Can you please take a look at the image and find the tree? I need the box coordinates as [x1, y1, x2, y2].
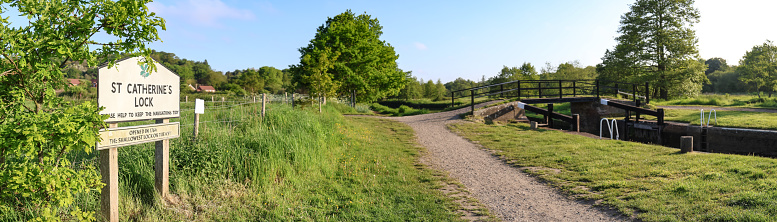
[293, 10, 406, 102]
[518, 62, 539, 80]
[0, 1, 164, 220]
[739, 40, 777, 97]
[705, 57, 728, 75]
[598, 0, 707, 99]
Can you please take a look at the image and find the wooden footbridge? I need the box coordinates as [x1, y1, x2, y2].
[451, 80, 665, 142]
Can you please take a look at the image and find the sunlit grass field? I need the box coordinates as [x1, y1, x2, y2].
[4, 100, 473, 221]
[450, 121, 777, 221]
[652, 94, 777, 109]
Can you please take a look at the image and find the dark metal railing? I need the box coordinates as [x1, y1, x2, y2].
[450, 79, 650, 111]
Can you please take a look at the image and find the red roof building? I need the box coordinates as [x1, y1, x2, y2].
[197, 85, 216, 93]
[67, 79, 82, 87]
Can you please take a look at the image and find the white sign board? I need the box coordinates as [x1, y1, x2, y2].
[96, 122, 180, 150]
[99, 57, 180, 122]
[195, 99, 205, 114]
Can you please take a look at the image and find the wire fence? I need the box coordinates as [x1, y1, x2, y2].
[65, 93, 364, 169]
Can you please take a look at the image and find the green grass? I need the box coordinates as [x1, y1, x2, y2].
[652, 94, 777, 109]
[374, 97, 498, 116]
[7, 102, 469, 221]
[645, 109, 777, 130]
[450, 121, 777, 221]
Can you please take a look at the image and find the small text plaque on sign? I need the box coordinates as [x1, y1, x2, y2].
[99, 57, 180, 122]
[97, 122, 180, 150]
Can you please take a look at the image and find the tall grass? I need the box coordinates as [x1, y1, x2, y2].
[48, 100, 462, 221]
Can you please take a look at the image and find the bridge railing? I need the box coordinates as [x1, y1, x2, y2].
[451, 79, 650, 108]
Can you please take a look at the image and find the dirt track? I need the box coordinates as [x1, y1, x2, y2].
[380, 103, 626, 221]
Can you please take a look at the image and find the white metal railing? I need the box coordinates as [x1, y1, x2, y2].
[599, 118, 619, 140]
[700, 109, 717, 127]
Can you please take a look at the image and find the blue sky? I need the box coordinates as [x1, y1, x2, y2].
[6, 1, 777, 83]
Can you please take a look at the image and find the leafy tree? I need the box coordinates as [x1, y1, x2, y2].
[294, 10, 406, 102]
[518, 62, 539, 80]
[739, 40, 777, 97]
[705, 57, 728, 75]
[598, 0, 707, 99]
[0, 0, 164, 220]
[706, 67, 743, 93]
[444, 77, 476, 97]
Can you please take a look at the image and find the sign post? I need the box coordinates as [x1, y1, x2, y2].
[97, 57, 180, 222]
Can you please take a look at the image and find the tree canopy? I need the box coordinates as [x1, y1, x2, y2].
[597, 0, 707, 99]
[738, 40, 777, 97]
[0, 0, 165, 220]
[291, 10, 406, 102]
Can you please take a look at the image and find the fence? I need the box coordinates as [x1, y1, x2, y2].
[450, 80, 650, 107]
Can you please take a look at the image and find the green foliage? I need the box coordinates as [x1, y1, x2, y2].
[705, 66, 745, 93]
[0, 0, 164, 220]
[370, 103, 429, 116]
[738, 40, 777, 97]
[705, 57, 729, 75]
[293, 10, 406, 102]
[598, 0, 707, 99]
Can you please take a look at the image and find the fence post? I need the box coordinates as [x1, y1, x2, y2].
[539, 82, 543, 98]
[285, 92, 288, 104]
[154, 118, 169, 199]
[470, 89, 474, 114]
[100, 123, 119, 222]
[547, 103, 554, 128]
[632, 84, 637, 103]
[558, 80, 563, 98]
[645, 82, 650, 104]
[193, 113, 200, 139]
[596, 80, 600, 98]
[261, 93, 266, 118]
[500, 84, 504, 98]
[185, 96, 188, 103]
[572, 114, 580, 132]
[517, 81, 521, 100]
[657, 108, 665, 125]
[211, 96, 214, 103]
[451, 92, 454, 107]
[291, 93, 295, 108]
[572, 81, 576, 97]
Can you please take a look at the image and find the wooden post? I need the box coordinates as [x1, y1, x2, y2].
[154, 119, 169, 199]
[100, 123, 119, 222]
[285, 92, 288, 104]
[635, 100, 641, 122]
[291, 93, 295, 108]
[211, 95, 214, 103]
[657, 108, 665, 125]
[547, 103, 554, 128]
[596, 80, 600, 98]
[572, 81, 576, 97]
[539, 82, 543, 98]
[517, 81, 521, 100]
[632, 84, 637, 103]
[470, 89, 474, 114]
[451, 92, 455, 107]
[645, 82, 650, 104]
[572, 114, 580, 132]
[261, 93, 266, 118]
[558, 80, 563, 98]
[185, 96, 188, 103]
[253, 96, 256, 103]
[500, 84, 504, 98]
[681, 136, 693, 153]
[193, 113, 200, 140]
[530, 121, 538, 130]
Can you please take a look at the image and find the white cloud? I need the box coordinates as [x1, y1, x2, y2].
[414, 42, 428, 50]
[148, 0, 255, 27]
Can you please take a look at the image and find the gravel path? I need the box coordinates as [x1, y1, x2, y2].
[383, 102, 626, 221]
[657, 105, 777, 113]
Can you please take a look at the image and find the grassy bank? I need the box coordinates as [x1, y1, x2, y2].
[450, 121, 777, 221]
[652, 94, 777, 109]
[4, 102, 467, 221]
